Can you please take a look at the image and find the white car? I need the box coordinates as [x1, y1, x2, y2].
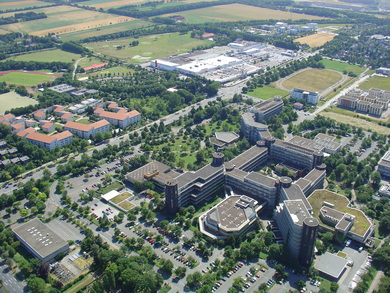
[346, 240, 351, 247]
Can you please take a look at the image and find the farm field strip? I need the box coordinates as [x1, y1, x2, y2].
[162, 3, 328, 23]
[0, 5, 133, 35]
[294, 32, 336, 47]
[83, 0, 147, 9]
[60, 19, 151, 42]
[32, 16, 134, 36]
[0, 0, 48, 11]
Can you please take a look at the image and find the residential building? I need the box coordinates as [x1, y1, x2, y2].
[376, 67, 390, 76]
[42, 122, 54, 133]
[34, 110, 46, 121]
[97, 110, 141, 128]
[25, 131, 73, 150]
[64, 120, 110, 139]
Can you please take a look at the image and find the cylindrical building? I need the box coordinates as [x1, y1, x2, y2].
[299, 217, 319, 267]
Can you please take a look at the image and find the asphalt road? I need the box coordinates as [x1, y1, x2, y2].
[0, 259, 28, 293]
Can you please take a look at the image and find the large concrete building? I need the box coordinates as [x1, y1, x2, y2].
[378, 150, 390, 178]
[13, 218, 69, 263]
[199, 195, 263, 239]
[250, 97, 284, 122]
[291, 88, 320, 105]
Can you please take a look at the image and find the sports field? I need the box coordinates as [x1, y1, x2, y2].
[248, 86, 289, 100]
[320, 59, 365, 75]
[281, 69, 342, 92]
[7, 49, 80, 63]
[294, 33, 336, 47]
[320, 111, 390, 135]
[0, 0, 49, 11]
[86, 32, 214, 63]
[0, 5, 133, 36]
[359, 75, 390, 91]
[0, 71, 60, 86]
[60, 19, 152, 42]
[162, 4, 327, 23]
[0, 91, 38, 115]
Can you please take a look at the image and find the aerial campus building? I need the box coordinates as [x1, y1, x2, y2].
[12, 218, 69, 263]
[378, 150, 390, 178]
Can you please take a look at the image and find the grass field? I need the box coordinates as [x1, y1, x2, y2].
[86, 32, 213, 63]
[359, 75, 390, 91]
[7, 49, 80, 63]
[60, 19, 152, 42]
[281, 69, 342, 92]
[162, 4, 327, 23]
[248, 86, 289, 100]
[320, 111, 390, 135]
[294, 33, 336, 47]
[111, 192, 131, 204]
[308, 190, 371, 236]
[0, 5, 133, 36]
[320, 59, 366, 75]
[0, 71, 58, 86]
[65, 274, 94, 293]
[118, 201, 135, 210]
[0, 91, 38, 114]
[0, 0, 49, 11]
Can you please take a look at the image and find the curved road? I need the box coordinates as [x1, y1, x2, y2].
[72, 57, 85, 80]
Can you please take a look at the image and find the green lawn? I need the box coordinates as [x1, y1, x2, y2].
[75, 118, 92, 125]
[359, 75, 390, 91]
[320, 59, 366, 75]
[7, 49, 80, 63]
[0, 91, 38, 115]
[248, 86, 289, 100]
[99, 181, 124, 195]
[85, 32, 214, 63]
[0, 71, 58, 86]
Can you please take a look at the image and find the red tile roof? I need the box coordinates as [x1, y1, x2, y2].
[42, 122, 54, 129]
[64, 121, 94, 132]
[17, 127, 36, 137]
[54, 131, 72, 141]
[26, 132, 56, 144]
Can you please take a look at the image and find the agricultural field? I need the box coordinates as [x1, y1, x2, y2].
[320, 111, 390, 135]
[0, 91, 38, 115]
[60, 20, 152, 42]
[162, 4, 328, 23]
[320, 59, 366, 75]
[294, 33, 336, 47]
[6, 49, 80, 63]
[77, 66, 134, 80]
[85, 32, 214, 63]
[0, 0, 49, 11]
[248, 86, 289, 100]
[0, 5, 133, 36]
[281, 68, 343, 92]
[359, 75, 390, 91]
[0, 70, 60, 86]
[83, 0, 148, 9]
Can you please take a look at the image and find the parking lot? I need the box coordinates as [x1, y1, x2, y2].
[90, 201, 119, 221]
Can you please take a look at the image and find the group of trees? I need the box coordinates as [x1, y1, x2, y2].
[0, 11, 47, 25]
[0, 33, 59, 60]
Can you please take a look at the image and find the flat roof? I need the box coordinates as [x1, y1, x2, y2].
[315, 252, 348, 279]
[12, 218, 68, 260]
[125, 161, 179, 183]
[215, 132, 239, 144]
[228, 144, 268, 170]
[102, 190, 120, 201]
[284, 200, 311, 225]
[206, 195, 259, 231]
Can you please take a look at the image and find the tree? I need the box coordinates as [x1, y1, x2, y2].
[186, 271, 202, 288]
[27, 277, 48, 293]
[330, 282, 339, 292]
[160, 258, 174, 275]
[296, 279, 305, 289]
[174, 266, 186, 278]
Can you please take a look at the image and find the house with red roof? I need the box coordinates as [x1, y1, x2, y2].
[61, 112, 73, 123]
[96, 110, 141, 128]
[64, 119, 110, 139]
[34, 110, 46, 121]
[42, 122, 55, 133]
[25, 131, 73, 150]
